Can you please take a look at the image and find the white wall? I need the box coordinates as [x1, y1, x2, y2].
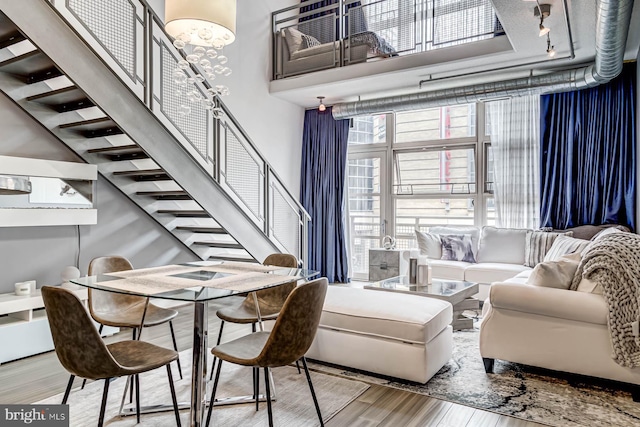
[147, 0, 305, 195]
[0, 94, 196, 293]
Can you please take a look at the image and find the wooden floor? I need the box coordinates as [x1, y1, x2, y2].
[0, 301, 545, 427]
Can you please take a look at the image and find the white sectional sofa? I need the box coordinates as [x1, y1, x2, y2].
[418, 226, 533, 301]
[480, 269, 640, 399]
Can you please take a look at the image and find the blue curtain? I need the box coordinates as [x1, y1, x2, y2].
[540, 62, 637, 231]
[301, 107, 350, 283]
[299, 0, 366, 42]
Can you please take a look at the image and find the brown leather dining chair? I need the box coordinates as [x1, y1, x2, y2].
[205, 277, 328, 427]
[210, 253, 300, 380]
[42, 286, 182, 427]
[71, 256, 183, 394]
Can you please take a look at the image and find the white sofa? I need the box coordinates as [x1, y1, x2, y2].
[419, 226, 532, 301]
[480, 259, 640, 399]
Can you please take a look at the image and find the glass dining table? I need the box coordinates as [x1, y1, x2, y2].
[71, 260, 319, 427]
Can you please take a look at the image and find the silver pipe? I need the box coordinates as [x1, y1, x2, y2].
[333, 0, 634, 119]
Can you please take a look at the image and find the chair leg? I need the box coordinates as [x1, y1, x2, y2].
[81, 378, 87, 390]
[264, 367, 274, 427]
[98, 324, 104, 335]
[205, 358, 223, 427]
[98, 378, 111, 427]
[129, 328, 137, 404]
[166, 365, 182, 427]
[169, 321, 183, 380]
[209, 321, 225, 381]
[135, 374, 141, 424]
[301, 357, 324, 427]
[62, 375, 75, 404]
[254, 367, 260, 412]
[295, 360, 302, 374]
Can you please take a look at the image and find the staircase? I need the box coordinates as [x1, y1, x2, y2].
[0, 1, 308, 265]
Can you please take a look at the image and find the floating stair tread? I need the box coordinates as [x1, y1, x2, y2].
[175, 226, 227, 234]
[193, 242, 244, 249]
[59, 117, 115, 130]
[208, 255, 257, 263]
[0, 50, 56, 76]
[113, 169, 166, 177]
[135, 191, 191, 200]
[26, 86, 93, 111]
[157, 210, 209, 217]
[0, 30, 26, 50]
[88, 145, 143, 154]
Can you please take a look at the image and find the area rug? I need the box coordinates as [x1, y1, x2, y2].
[308, 329, 640, 427]
[37, 350, 369, 426]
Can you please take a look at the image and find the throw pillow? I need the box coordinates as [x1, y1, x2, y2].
[429, 226, 480, 258]
[526, 256, 580, 290]
[524, 230, 573, 267]
[301, 33, 321, 49]
[440, 234, 476, 263]
[283, 27, 306, 54]
[415, 230, 441, 259]
[543, 235, 590, 262]
[476, 226, 528, 264]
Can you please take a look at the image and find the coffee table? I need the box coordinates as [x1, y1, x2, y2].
[364, 276, 479, 330]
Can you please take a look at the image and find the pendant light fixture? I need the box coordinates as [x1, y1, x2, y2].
[317, 96, 326, 112]
[534, 2, 551, 37]
[165, 0, 237, 118]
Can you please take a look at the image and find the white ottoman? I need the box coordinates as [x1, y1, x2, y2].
[306, 286, 453, 383]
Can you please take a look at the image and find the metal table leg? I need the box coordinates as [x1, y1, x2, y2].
[191, 301, 208, 426]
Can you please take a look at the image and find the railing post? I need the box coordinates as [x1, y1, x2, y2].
[264, 166, 271, 236]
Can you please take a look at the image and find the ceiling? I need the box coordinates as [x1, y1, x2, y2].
[268, 0, 640, 108]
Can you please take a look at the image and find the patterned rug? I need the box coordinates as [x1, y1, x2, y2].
[37, 351, 369, 426]
[308, 329, 640, 427]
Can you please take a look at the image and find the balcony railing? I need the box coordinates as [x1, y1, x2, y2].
[45, 0, 310, 263]
[272, 0, 504, 79]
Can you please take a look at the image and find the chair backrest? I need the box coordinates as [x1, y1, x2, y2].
[42, 286, 121, 379]
[263, 253, 299, 268]
[256, 277, 328, 367]
[87, 256, 145, 323]
[252, 253, 300, 313]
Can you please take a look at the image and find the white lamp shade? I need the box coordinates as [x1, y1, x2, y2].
[165, 0, 236, 46]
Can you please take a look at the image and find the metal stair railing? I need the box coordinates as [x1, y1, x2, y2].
[43, 0, 310, 264]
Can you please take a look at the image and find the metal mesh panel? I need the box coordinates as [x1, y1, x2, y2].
[160, 45, 208, 158]
[296, 14, 337, 44]
[271, 184, 300, 256]
[433, 0, 497, 46]
[225, 126, 262, 218]
[351, 0, 416, 52]
[68, 0, 136, 77]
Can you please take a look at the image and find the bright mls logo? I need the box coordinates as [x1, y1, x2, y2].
[1, 405, 68, 426]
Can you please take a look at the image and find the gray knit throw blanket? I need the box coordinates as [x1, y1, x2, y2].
[571, 232, 640, 367]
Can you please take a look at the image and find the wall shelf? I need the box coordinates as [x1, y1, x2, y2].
[0, 155, 97, 227]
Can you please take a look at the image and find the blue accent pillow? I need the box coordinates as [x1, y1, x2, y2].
[440, 234, 476, 263]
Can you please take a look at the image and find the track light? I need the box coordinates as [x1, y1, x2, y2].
[317, 96, 326, 112]
[534, 3, 551, 37]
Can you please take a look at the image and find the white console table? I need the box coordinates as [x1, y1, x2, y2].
[0, 285, 118, 364]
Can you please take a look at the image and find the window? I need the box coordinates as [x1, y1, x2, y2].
[348, 115, 387, 145]
[395, 104, 476, 143]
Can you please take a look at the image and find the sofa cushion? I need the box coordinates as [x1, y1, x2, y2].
[320, 287, 452, 345]
[526, 257, 580, 290]
[415, 230, 442, 259]
[429, 226, 480, 258]
[464, 263, 531, 284]
[290, 41, 335, 60]
[429, 259, 471, 280]
[543, 235, 590, 261]
[440, 234, 476, 263]
[477, 226, 528, 264]
[524, 230, 572, 267]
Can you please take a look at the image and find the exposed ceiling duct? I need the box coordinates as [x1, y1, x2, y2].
[332, 0, 634, 119]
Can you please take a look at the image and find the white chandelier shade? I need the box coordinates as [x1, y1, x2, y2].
[165, 0, 237, 47]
